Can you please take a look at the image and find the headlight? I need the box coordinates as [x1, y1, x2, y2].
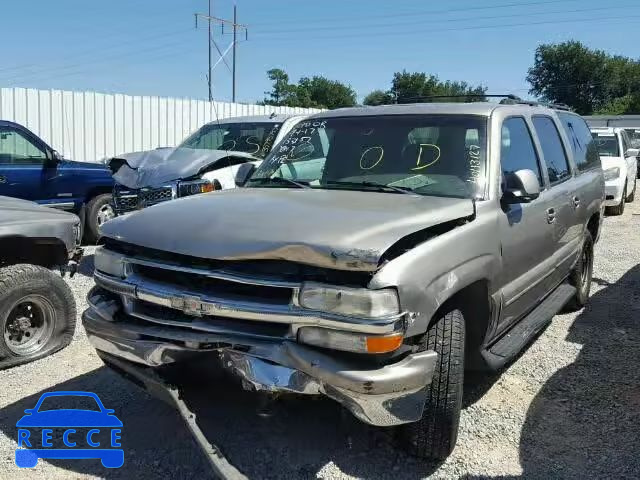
[604, 167, 620, 181]
[94, 247, 126, 278]
[297, 327, 403, 353]
[178, 179, 215, 197]
[298, 284, 400, 318]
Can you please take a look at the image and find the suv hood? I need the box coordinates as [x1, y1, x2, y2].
[0, 196, 76, 219]
[100, 188, 474, 271]
[108, 147, 260, 189]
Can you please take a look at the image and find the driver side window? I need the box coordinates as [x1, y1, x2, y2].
[501, 117, 543, 187]
[0, 127, 47, 165]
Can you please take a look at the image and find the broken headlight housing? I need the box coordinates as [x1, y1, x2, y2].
[298, 283, 400, 318]
[603, 167, 620, 181]
[178, 179, 215, 197]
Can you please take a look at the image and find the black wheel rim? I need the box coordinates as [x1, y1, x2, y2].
[3, 295, 55, 356]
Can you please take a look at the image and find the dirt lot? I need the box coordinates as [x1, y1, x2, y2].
[1, 202, 639, 479]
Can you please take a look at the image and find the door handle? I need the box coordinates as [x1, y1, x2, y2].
[571, 196, 580, 208]
[0, 175, 6, 184]
[546, 207, 556, 224]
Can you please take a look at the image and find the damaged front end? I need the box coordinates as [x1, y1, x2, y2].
[83, 242, 438, 427]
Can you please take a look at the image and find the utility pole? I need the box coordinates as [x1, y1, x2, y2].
[208, 0, 212, 102]
[232, 4, 237, 102]
[195, 6, 248, 102]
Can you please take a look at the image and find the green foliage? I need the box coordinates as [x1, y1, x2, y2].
[363, 71, 486, 105]
[527, 41, 640, 115]
[261, 69, 357, 109]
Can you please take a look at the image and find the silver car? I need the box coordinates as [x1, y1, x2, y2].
[83, 100, 604, 461]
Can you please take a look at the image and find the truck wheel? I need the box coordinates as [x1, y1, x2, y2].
[565, 230, 594, 311]
[0, 265, 76, 365]
[85, 194, 114, 244]
[626, 179, 636, 203]
[395, 308, 465, 460]
[606, 187, 625, 216]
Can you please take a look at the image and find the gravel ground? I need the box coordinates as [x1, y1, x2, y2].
[1, 202, 639, 479]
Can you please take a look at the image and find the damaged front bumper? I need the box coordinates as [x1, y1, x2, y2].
[83, 298, 437, 427]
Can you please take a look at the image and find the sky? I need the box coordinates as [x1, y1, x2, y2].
[1, 0, 640, 104]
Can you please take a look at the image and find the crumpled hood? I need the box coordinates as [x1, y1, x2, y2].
[109, 147, 259, 189]
[100, 188, 474, 271]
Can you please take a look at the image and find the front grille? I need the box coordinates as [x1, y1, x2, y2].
[113, 186, 174, 214]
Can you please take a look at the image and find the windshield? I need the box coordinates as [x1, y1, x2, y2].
[592, 132, 620, 157]
[624, 128, 640, 149]
[179, 122, 282, 159]
[246, 115, 488, 199]
[37, 395, 101, 412]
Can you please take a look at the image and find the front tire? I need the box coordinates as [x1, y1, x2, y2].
[0, 265, 76, 366]
[626, 179, 636, 203]
[565, 230, 594, 311]
[395, 309, 465, 460]
[85, 194, 114, 244]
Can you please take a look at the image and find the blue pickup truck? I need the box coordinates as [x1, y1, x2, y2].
[0, 120, 114, 242]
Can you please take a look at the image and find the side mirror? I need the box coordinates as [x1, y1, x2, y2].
[625, 148, 639, 158]
[502, 169, 541, 203]
[234, 163, 256, 187]
[46, 150, 62, 166]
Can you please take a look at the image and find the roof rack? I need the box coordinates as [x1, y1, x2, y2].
[397, 94, 573, 111]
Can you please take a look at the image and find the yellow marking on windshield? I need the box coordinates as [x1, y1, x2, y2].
[359, 146, 384, 170]
[411, 144, 441, 171]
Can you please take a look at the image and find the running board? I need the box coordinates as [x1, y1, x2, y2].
[481, 283, 576, 370]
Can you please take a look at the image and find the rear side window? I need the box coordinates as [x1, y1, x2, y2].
[557, 113, 600, 171]
[501, 117, 543, 185]
[532, 116, 571, 184]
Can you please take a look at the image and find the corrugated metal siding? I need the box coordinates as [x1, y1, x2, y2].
[0, 87, 321, 162]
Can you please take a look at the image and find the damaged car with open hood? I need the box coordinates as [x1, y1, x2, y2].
[83, 100, 603, 461]
[108, 114, 305, 215]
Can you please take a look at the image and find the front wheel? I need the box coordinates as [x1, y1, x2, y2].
[0, 265, 76, 365]
[395, 308, 465, 460]
[85, 194, 114, 244]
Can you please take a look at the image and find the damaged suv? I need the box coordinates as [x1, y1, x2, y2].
[83, 100, 604, 460]
[109, 114, 304, 215]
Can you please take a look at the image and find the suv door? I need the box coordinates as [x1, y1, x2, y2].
[498, 117, 556, 329]
[530, 115, 582, 287]
[0, 125, 50, 201]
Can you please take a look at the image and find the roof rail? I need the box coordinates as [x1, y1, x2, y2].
[498, 96, 573, 111]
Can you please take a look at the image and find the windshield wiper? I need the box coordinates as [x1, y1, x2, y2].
[323, 180, 415, 194]
[248, 177, 310, 189]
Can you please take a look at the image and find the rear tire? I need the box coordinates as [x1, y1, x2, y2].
[606, 187, 626, 216]
[395, 309, 465, 460]
[565, 230, 594, 311]
[85, 194, 114, 244]
[0, 265, 76, 366]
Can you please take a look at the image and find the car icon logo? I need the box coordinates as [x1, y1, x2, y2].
[15, 391, 123, 468]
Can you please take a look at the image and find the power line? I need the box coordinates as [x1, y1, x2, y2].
[252, 13, 640, 43]
[253, 3, 639, 36]
[251, 0, 586, 27]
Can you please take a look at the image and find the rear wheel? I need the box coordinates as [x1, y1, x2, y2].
[85, 194, 114, 244]
[395, 308, 465, 460]
[0, 265, 75, 366]
[565, 230, 594, 311]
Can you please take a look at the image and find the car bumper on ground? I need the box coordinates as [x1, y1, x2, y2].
[604, 180, 625, 206]
[82, 302, 437, 427]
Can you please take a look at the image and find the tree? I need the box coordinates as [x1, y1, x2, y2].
[363, 71, 486, 105]
[527, 41, 640, 114]
[363, 89, 393, 106]
[262, 69, 357, 109]
[262, 68, 297, 106]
